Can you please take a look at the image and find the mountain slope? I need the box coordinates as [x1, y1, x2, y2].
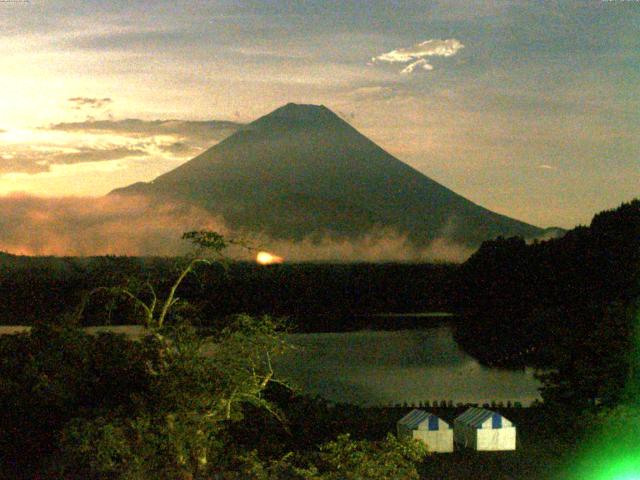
[111, 103, 544, 245]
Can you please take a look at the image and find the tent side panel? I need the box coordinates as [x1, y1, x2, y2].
[435, 430, 454, 453]
[476, 427, 516, 451]
[413, 430, 454, 453]
[499, 427, 516, 450]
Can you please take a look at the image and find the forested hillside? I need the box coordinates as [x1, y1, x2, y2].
[455, 199, 640, 406]
[0, 256, 456, 331]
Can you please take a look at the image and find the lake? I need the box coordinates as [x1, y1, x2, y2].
[275, 325, 542, 407]
[0, 322, 542, 407]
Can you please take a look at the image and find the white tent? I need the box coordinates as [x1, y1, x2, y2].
[454, 407, 516, 451]
[397, 409, 453, 453]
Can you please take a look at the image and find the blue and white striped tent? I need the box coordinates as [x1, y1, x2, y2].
[454, 407, 516, 451]
[455, 407, 513, 429]
[397, 409, 453, 452]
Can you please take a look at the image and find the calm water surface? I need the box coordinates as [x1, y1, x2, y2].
[274, 325, 542, 406]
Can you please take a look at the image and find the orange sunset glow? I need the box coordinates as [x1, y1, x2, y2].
[256, 251, 284, 265]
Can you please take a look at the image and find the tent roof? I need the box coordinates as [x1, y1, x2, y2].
[455, 407, 513, 429]
[397, 409, 450, 430]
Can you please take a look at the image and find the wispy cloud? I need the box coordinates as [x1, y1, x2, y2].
[68, 97, 113, 110]
[48, 118, 242, 142]
[401, 59, 434, 74]
[538, 164, 557, 170]
[0, 146, 147, 174]
[347, 85, 396, 99]
[51, 146, 146, 164]
[0, 194, 229, 257]
[371, 39, 464, 74]
[0, 114, 244, 180]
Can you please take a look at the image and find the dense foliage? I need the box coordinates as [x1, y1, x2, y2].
[0, 314, 290, 478]
[455, 199, 640, 407]
[0, 257, 456, 330]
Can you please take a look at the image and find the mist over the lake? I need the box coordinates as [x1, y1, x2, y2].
[0, 193, 473, 262]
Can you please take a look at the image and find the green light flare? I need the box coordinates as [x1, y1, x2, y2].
[591, 456, 640, 480]
[567, 441, 640, 480]
[563, 308, 640, 480]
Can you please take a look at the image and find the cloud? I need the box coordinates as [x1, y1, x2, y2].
[372, 38, 464, 74]
[0, 146, 148, 174]
[348, 85, 396, 99]
[159, 141, 202, 156]
[258, 232, 473, 263]
[49, 146, 147, 164]
[48, 118, 243, 143]
[400, 59, 434, 74]
[0, 194, 473, 262]
[374, 39, 464, 63]
[68, 30, 192, 52]
[0, 156, 49, 175]
[1, 116, 243, 177]
[0, 194, 229, 257]
[68, 97, 113, 110]
[538, 164, 557, 170]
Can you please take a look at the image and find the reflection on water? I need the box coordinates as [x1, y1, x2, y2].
[274, 326, 541, 406]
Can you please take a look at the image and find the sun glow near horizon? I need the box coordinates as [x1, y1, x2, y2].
[256, 251, 284, 265]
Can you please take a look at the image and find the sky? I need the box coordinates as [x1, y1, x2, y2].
[0, 0, 638, 230]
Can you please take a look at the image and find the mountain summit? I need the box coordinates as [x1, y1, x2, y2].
[111, 103, 544, 246]
[254, 102, 336, 124]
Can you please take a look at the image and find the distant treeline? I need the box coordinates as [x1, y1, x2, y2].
[0, 256, 457, 332]
[454, 199, 640, 407]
